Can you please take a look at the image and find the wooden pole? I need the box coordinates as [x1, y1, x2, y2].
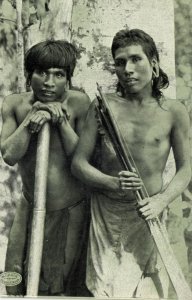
[26, 123, 50, 296]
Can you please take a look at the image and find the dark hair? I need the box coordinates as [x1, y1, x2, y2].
[111, 29, 169, 102]
[25, 40, 77, 87]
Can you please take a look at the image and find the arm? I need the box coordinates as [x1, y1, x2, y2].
[34, 93, 91, 157]
[163, 102, 191, 201]
[71, 101, 118, 190]
[1, 95, 33, 166]
[58, 93, 91, 156]
[71, 101, 142, 192]
[1, 95, 51, 166]
[140, 101, 191, 220]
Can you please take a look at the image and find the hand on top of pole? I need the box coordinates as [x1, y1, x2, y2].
[24, 101, 70, 133]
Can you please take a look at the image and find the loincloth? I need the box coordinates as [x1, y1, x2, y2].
[26, 198, 88, 294]
[26, 207, 70, 294]
[86, 192, 160, 297]
[5, 193, 87, 295]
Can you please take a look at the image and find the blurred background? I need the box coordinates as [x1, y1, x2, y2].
[0, 0, 192, 295]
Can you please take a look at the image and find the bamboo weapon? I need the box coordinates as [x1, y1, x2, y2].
[96, 83, 192, 300]
[26, 123, 50, 296]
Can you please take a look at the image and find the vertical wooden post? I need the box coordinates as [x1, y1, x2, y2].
[27, 0, 74, 45]
[16, 0, 25, 92]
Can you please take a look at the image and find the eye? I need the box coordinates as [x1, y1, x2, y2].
[56, 72, 65, 78]
[115, 59, 125, 67]
[38, 70, 47, 77]
[132, 56, 141, 63]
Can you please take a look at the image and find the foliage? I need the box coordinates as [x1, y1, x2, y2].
[174, 0, 192, 230]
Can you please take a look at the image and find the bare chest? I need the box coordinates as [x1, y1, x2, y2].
[108, 100, 172, 149]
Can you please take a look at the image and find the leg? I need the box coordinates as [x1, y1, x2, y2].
[135, 234, 168, 298]
[5, 196, 29, 295]
[39, 200, 90, 296]
[64, 200, 89, 295]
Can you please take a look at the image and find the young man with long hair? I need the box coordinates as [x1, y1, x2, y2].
[72, 29, 191, 298]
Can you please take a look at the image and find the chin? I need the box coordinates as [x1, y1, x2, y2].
[125, 88, 140, 95]
[37, 96, 57, 102]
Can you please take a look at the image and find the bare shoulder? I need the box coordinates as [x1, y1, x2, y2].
[66, 90, 91, 115]
[105, 92, 125, 105]
[2, 92, 32, 113]
[105, 92, 118, 101]
[162, 98, 189, 126]
[3, 93, 22, 112]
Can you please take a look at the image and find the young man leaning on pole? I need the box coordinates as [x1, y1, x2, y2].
[1, 40, 91, 296]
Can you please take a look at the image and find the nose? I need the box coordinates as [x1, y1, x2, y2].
[125, 61, 134, 75]
[44, 74, 55, 87]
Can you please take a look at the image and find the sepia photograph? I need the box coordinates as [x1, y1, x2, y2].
[0, 0, 192, 299]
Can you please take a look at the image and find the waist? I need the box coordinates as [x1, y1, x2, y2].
[98, 190, 137, 203]
[91, 192, 138, 213]
[22, 183, 87, 211]
[95, 180, 163, 203]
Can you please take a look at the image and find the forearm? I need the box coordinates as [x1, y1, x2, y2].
[58, 121, 79, 156]
[71, 158, 119, 191]
[161, 166, 191, 206]
[1, 123, 31, 166]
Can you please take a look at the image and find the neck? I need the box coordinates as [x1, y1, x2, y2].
[119, 83, 154, 104]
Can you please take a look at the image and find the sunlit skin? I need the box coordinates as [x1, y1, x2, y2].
[31, 68, 68, 103]
[114, 45, 155, 97]
[1, 67, 90, 211]
[27, 68, 71, 132]
[2, 36, 92, 297]
[72, 45, 191, 220]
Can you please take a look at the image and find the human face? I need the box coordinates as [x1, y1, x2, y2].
[114, 44, 153, 96]
[31, 68, 68, 102]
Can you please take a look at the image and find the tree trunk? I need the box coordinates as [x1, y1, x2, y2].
[16, 0, 25, 92]
[27, 0, 74, 46]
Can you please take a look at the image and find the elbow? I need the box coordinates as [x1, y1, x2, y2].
[71, 155, 85, 181]
[2, 156, 17, 167]
[1, 149, 17, 166]
[71, 156, 80, 178]
[186, 165, 192, 186]
[181, 164, 192, 190]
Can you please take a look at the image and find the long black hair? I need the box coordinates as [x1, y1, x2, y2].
[111, 29, 169, 102]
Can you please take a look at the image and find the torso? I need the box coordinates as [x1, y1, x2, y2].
[98, 93, 173, 200]
[14, 91, 87, 211]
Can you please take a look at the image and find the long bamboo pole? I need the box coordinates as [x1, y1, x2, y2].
[26, 123, 50, 296]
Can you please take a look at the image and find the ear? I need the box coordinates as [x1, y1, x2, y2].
[26, 75, 31, 87]
[65, 80, 70, 90]
[151, 58, 159, 78]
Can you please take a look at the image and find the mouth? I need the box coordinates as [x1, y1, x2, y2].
[125, 78, 138, 84]
[41, 90, 56, 96]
